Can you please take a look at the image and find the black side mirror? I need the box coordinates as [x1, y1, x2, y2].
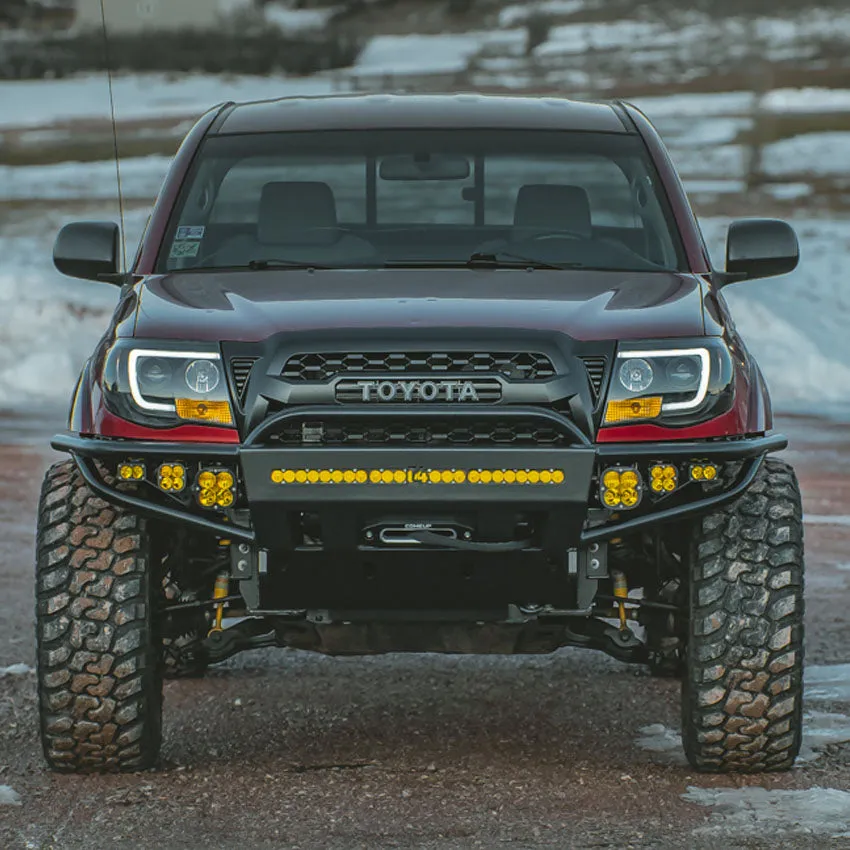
[724, 218, 799, 283]
[53, 222, 121, 283]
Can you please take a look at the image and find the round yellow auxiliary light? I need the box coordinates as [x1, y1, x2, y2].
[119, 464, 133, 480]
[332, 470, 344, 484]
[307, 470, 320, 484]
[198, 471, 216, 490]
[663, 465, 676, 480]
[602, 470, 621, 489]
[703, 465, 718, 480]
[295, 470, 308, 484]
[621, 488, 639, 507]
[160, 476, 174, 491]
[663, 478, 676, 492]
[603, 489, 621, 507]
[492, 470, 505, 484]
[160, 465, 173, 478]
[216, 470, 235, 490]
[552, 470, 565, 485]
[651, 479, 664, 493]
[198, 488, 217, 507]
[468, 470, 481, 484]
[479, 470, 493, 484]
[371, 470, 382, 484]
[216, 489, 234, 508]
[650, 466, 663, 480]
[320, 470, 332, 484]
[691, 465, 705, 481]
[271, 470, 285, 484]
[620, 470, 638, 488]
[132, 465, 144, 480]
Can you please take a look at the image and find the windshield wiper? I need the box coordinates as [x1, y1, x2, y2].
[247, 259, 334, 270]
[466, 251, 587, 270]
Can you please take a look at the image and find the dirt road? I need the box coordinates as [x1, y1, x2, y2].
[2, 412, 850, 849]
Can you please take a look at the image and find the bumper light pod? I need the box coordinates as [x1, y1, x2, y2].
[195, 467, 237, 509]
[690, 463, 719, 482]
[650, 464, 678, 494]
[157, 463, 185, 492]
[118, 462, 145, 481]
[599, 466, 643, 510]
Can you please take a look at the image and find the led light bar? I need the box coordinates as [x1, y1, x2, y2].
[269, 468, 567, 486]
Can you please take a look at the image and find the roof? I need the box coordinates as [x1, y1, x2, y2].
[215, 93, 630, 136]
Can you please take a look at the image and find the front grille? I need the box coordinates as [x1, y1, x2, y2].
[578, 356, 607, 398]
[268, 419, 568, 447]
[230, 357, 260, 404]
[282, 351, 556, 382]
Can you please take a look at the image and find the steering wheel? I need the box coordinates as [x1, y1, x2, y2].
[521, 229, 588, 242]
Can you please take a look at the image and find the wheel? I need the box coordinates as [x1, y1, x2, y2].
[681, 457, 804, 773]
[35, 460, 163, 773]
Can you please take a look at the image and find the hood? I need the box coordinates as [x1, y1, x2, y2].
[130, 269, 707, 342]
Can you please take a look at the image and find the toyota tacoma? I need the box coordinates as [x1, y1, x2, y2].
[37, 93, 803, 774]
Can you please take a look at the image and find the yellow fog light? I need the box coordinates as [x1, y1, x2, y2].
[157, 463, 186, 492]
[600, 466, 642, 510]
[216, 470, 234, 490]
[175, 398, 233, 425]
[198, 471, 216, 489]
[691, 463, 718, 481]
[649, 464, 678, 495]
[198, 488, 216, 507]
[216, 489, 234, 508]
[271, 470, 285, 484]
[604, 396, 663, 425]
[118, 462, 145, 480]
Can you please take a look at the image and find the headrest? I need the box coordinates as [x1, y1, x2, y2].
[258, 181, 338, 244]
[513, 184, 593, 238]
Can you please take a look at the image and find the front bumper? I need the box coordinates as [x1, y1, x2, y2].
[52, 428, 788, 548]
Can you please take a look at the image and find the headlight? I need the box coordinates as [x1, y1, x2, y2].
[603, 340, 731, 426]
[104, 344, 235, 427]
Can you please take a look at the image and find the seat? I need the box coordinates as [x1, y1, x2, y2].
[214, 181, 378, 266]
[513, 184, 593, 239]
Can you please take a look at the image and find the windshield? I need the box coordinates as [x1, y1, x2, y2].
[159, 129, 686, 273]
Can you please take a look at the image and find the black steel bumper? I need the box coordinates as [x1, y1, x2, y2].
[51, 429, 788, 548]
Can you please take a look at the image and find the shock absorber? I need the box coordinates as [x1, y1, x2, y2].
[208, 571, 229, 635]
[611, 569, 628, 631]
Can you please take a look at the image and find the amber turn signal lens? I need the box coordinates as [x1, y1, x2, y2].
[175, 399, 233, 425]
[604, 396, 663, 425]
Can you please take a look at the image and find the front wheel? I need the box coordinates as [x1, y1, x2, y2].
[681, 457, 804, 773]
[35, 460, 163, 773]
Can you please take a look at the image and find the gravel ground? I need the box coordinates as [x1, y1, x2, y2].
[1, 412, 850, 849]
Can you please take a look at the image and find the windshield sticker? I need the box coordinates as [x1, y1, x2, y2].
[175, 225, 205, 240]
[170, 240, 201, 259]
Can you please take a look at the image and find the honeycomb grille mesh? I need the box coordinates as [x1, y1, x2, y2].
[282, 351, 556, 382]
[269, 420, 567, 447]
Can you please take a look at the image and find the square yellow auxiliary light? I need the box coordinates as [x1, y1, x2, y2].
[175, 399, 234, 425]
[196, 467, 237, 509]
[157, 463, 186, 493]
[599, 466, 643, 510]
[650, 464, 678, 494]
[118, 461, 145, 481]
[690, 463, 719, 482]
[604, 396, 663, 425]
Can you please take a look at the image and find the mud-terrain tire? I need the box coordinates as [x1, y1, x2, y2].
[682, 457, 804, 773]
[35, 459, 163, 772]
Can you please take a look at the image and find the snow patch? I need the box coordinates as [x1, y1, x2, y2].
[763, 133, 850, 178]
[264, 3, 338, 33]
[683, 786, 850, 838]
[0, 663, 32, 677]
[0, 786, 21, 806]
[635, 724, 687, 765]
[806, 516, 850, 528]
[798, 711, 850, 763]
[807, 664, 850, 703]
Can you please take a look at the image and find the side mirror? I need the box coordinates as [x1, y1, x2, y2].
[53, 222, 121, 283]
[724, 218, 799, 283]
